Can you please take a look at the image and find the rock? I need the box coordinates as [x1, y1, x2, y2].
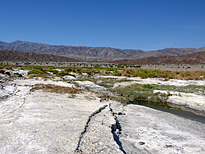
[0, 89, 122, 153]
[0, 73, 6, 79]
[12, 69, 29, 76]
[63, 75, 76, 81]
[0, 69, 5, 74]
[116, 104, 205, 153]
[52, 77, 63, 81]
[70, 72, 79, 78]
[74, 81, 109, 94]
[5, 70, 11, 76]
[82, 73, 89, 76]
[139, 142, 145, 145]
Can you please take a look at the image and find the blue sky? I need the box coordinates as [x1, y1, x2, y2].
[0, 0, 205, 51]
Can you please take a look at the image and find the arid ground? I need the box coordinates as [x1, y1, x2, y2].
[0, 64, 205, 153]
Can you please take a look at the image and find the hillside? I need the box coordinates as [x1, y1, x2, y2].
[112, 51, 205, 64]
[1, 40, 205, 61]
[0, 40, 143, 61]
[0, 50, 79, 62]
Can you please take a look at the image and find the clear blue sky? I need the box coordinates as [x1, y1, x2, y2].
[0, 0, 205, 51]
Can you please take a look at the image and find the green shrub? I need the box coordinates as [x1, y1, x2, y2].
[141, 74, 147, 78]
[142, 84, 153, 89]
[56, 71, 70, 76]
[64, 68, 72, 72]
[106, 68, 115, 71]
[28, 70, 42, 75]
[33, 66, 43, 71]
[148, 73, 156, 78]
[48, 69, 55, 72]
[113, 72, 122, 76]
[143, 70, 150, 74]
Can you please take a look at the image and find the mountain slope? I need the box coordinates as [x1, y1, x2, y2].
[0, 50, 79, 62]
[132, 47, 205, 59]
[0, 40, 205, 61]
[112, 51, 205, 64]
[0, 40, 143, 61]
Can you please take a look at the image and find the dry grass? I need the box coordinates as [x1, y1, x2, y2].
[30, 84, 83, 94]
[120, 68, 205, 80]
[82, 68, 92, 74]
[28, 74, 52, 79]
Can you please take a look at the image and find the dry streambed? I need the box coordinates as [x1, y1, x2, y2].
[0, 68, 205, 153]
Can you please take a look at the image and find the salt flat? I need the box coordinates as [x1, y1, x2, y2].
[0, 70, 205, 153]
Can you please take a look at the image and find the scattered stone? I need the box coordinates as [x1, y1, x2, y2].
[165, 145, 173, 148]
[139, 142, 145, 145]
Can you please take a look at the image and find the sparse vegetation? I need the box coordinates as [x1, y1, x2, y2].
[28, 69, 42, 75]
[111, 83, 205, 104]
[1, 63, 205, 80]
[30, 84, 83, 94]
[1, 62, 205, 109]
[111, 84, 169, 104]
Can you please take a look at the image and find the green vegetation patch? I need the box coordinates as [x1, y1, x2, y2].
[76, 77, 134, 88]
[111, 83, 205, 104]
[28, 69, 42, 75]
[1, 64, 205, 80]
[112, 84, 169, 104]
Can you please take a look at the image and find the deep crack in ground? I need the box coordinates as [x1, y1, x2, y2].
[75, 104, 108, 153]
[109, 103, 127, 154]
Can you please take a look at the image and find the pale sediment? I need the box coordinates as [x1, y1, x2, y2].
[0, 74, 205, 153]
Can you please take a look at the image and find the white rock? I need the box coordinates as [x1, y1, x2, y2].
[63, 75, 76, 81]
[82, 73, 89, 76]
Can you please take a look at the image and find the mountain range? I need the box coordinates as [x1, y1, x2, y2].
[0, 50, 78, 62]
[1, 40, 205, 61]
[113, 51, 205, 65]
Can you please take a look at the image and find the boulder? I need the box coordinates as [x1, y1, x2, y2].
[63, 75, 76, 81]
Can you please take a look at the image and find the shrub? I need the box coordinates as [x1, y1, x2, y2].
[141, 74, 147, 78]
[28, 69, 42, 75]
[64, 68, 72, 72]
[148, 73, 156, 78]
[143, 70, 150, 74]
[56, 71, 70, 76]
[48, 69, 55, 72]
[33, 66, 43, 71]
[113, 72, 122, 76]
[106, 68, 115, 71]
[82, 68, 92, 74]
[142, 84, 153, 89]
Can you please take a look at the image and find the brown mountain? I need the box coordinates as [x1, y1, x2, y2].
[0, 40, 143, 61]
[0, 50, 79, 62]
[0, 40, 205, 61]
[112, 51, 205, 64]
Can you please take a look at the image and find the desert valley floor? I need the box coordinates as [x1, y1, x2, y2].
[0, 65, 205, 154]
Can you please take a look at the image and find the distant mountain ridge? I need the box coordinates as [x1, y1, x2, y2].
[0, 40, 205, 61]
[0, 50, 79, 62]
[112, 51, 205, 64]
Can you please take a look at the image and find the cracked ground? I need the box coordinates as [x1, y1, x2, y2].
[1, 78, 205, 153]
